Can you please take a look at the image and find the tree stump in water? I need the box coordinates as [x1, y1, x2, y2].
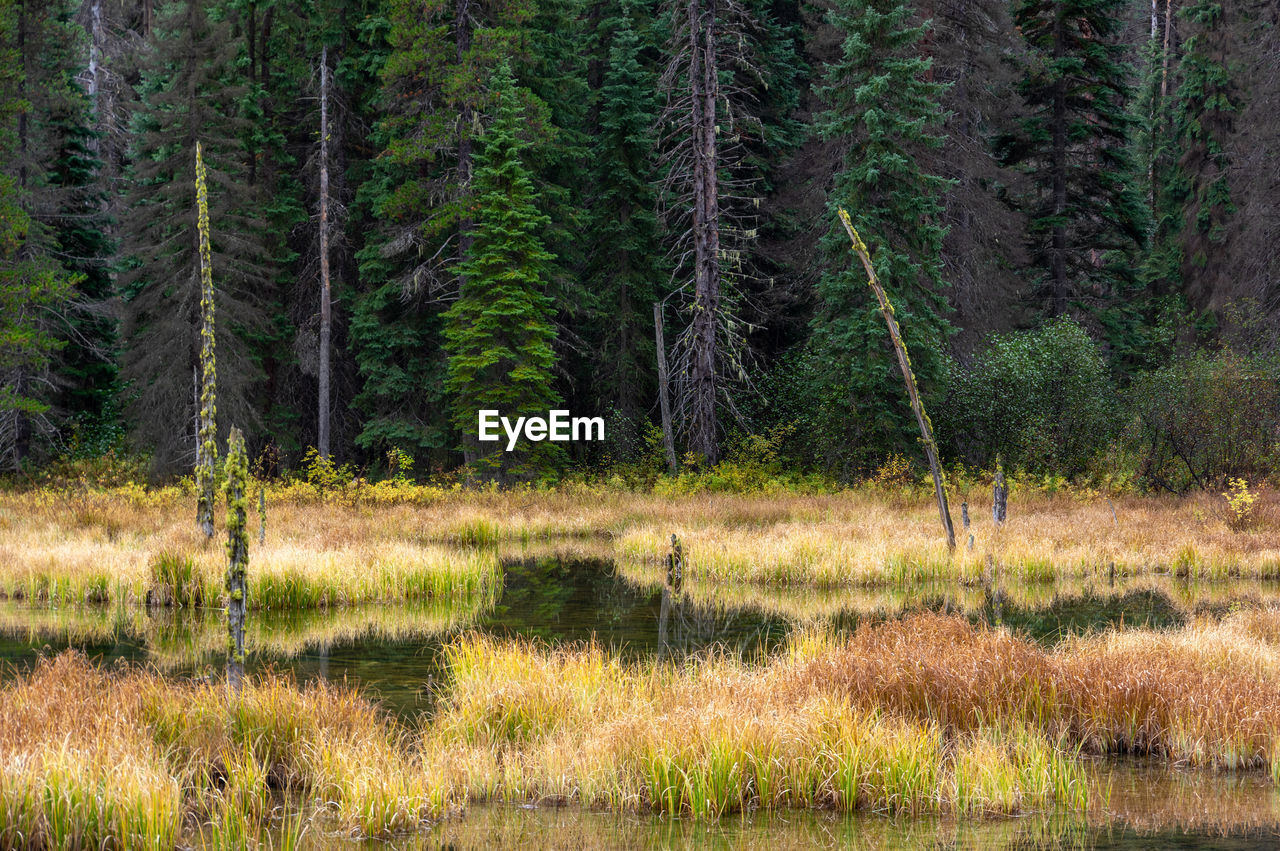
[666, 533, 683, 591]
[992, 466, 1008, 525]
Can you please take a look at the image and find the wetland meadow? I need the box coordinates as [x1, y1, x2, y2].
[2, 482, 1280, 849]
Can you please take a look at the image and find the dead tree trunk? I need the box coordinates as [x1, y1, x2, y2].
[838, 210, 956, 552]
[654, 303, 679, 474]
[225, 426, 249, 692]
[317, 46, 332, 459]
[686, 0, 721, 464]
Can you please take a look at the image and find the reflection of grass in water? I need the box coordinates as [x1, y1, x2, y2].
[0, 594, 497, 667]
[416, 804, 1097, 851]
[614, 561, 1280, 632]
[1096, 759, 1280, 837]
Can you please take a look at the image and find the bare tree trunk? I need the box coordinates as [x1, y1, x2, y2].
[654, 303, 678, 474]
[1161, 0, 1174, 100]
[838, 211, 956, 553]
[317, 46, 332, 459]
[992, 463, 1008, 525]
[456, 0, 474, 262]
[688, 0, 720, 464]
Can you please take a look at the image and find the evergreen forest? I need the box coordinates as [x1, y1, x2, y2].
[1, 0, 1277, 491]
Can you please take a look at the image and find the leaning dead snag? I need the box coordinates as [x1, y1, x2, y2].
[837, 209, 956, 552]
[225, 426, 248, 691]
[195, 142, 217, 539]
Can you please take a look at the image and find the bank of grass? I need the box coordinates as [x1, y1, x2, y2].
[1, 485, 1277, 601]
[0, 652, 448, 849]
[617, 488, 1280, 585]
[15, 611, 1280, 844]
[0, 486, 501, 608]
[428, 632, 1089, 817]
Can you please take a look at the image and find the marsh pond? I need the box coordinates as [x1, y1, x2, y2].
[5, 551, 1280, 849]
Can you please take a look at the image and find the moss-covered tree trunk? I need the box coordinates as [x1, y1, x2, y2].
[195, 142, 217, 538]
[225, 425, 248, 691]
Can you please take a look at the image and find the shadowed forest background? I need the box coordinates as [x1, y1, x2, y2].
[1, 0, 1277, 490]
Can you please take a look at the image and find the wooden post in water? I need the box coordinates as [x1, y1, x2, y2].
[666, 533, 684, 590]
[992, 462, 1008, 525]
[225, 427, 249, 692]
[837, 210, 956, 552]
[654, 303, 679, 475]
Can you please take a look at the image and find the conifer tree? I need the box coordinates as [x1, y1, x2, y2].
[351, 0, 540, 462]
[583, 1, 664, 420]
[1151, 0, 1237, 311]
[120, 0, 273, 474]
[0, 0, 80, 468]
[655, 0, 801, 463]
[443, 62, 560, 481]
[18, 0, 118, 450]
[1002, 0, 1146, 321]
[809, 0, 952, 470]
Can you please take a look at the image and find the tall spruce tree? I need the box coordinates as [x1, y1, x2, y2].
[352, 0, 542, 464]
[443, 62, 560, 482]
[1152, 0, 1238, 312]
[583, 1, 664, 421]
[120, 0, 273, 473]
[1002, 0, 1146, 323]
[0, 0, 85, 468]
[809, 0, 952, 473]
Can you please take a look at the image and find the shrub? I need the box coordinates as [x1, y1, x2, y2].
[940, 318, 1117, 475]
[1126, 351, 1280, 493]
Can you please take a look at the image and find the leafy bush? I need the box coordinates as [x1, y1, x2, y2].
[1126, 351, 1279, 493]
[940, 318, 1117, 476]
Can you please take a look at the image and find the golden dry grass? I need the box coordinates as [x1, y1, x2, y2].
[13, 610, 1280, 845]
[619, 489, 1280, 585]
[0, 652, 450, 849]
[1, 485, 1276, 602]
[0, 488, 501, 608]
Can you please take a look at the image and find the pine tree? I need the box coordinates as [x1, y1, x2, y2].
[120, 0, 273, 474]
[583, 0, 664, 421]
[351, 0, 541, 463]
[443, 62, 560, 482]
[0, 0, 81, 469]
[808, 0, 952, 472]
[21, 0, 118, 452]
[1002, 0, 1146, 322]
[1153, 0, 1237, 312]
